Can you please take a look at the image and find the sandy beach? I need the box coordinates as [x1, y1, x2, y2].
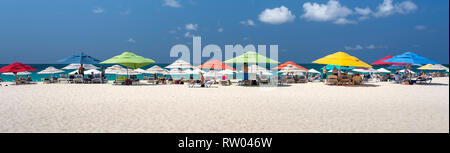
[0, 78, 448, 133]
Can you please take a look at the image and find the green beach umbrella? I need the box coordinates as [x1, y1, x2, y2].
[224, 51, 279, 64]
[224, 51, 278, 81]
[100, 52, 155, 79]
[100, 51, 155, 69]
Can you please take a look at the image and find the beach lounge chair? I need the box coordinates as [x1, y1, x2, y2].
[42, 78, 52, 84]
[73, 75, 84, 84]
[298, 75, 307, 83]
[351, 75, 363, 85]
[339, 75, 350, 85]
[219, 79, 231, 86]
[415, 77, 432, 84]
[326, 75, 338, 85]
[130, 75, 140, 85]
[147, 76, 157, 84]
[114, 76, 126, 85]
[91, 74, 103, 84]
[259, 75, 270, 84]
[285, 75, 295, 84]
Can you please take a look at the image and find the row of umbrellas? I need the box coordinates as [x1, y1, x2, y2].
[0, 50, 446, 83]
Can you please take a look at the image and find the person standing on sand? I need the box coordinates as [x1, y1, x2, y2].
[322, 66, 327, 83]
[79, 64, 85, 78]
[100, 66, 105, 80]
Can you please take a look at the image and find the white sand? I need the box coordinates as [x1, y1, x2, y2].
[0, 78, 448, 133]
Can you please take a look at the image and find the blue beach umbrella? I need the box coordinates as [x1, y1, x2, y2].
[383, 52, 438, 65]
[57, 52, 101, 64]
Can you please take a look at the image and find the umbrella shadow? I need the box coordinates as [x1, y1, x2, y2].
[414, 83, 449, 86]
[336, 84, 380, 87]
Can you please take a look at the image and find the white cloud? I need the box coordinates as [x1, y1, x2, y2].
[301, 0, 353, 24]
[345, 44, 379, 50]
[127, 38, 136, 43]
[217, 28, 224, 32]
[355, 7, 372, 16]
[334, 18, 356, 24]
[184, 32, 194, 38]
[185, 23, 198, 31]
[240, 19, 256, 26]
[92, 7, 104, 14]
[163, 0, 181, 8]
[415, 25, 426, 30]
[374, 0, 418, 17]
[259, 6, 296, 24]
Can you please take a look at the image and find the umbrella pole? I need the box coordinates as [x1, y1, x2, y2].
[15, 73, 18, 85]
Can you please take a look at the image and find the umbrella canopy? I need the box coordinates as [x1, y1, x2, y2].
[165, 60, 193, 69]
[57, 52, 101, 64]
[0, 63, 37, 73]
[383, 52, 438, 65]
[134, 68, 147, 73]
[353, 68, 378, 73]
[308, 69, 321, 73]
[62, 64, 99, 70]
[2, 71, 31, 75]
[417, 64, 449, 70]
[169, 69, 185, 75]
[273, 61, 308, 71]
[38, 66, 64, 74]
[105, 65, 125, 74]
[224, 51, 279, 64]
[146, 65, 168, 74]
[312, 51, 372, 68]
[371, 55, 405, 65]
[197, 59, 236, 71]
[321, 64, 355, 70]
[101, 52, 155, 69]
[240, 65, 270, 74]
[184, 68, 206, 74]
[69, 69, 101, 75]
[218, 69, 235, 75]
[279, 64, 307, 73]
[115, 69, 141, 75]
[376, 68, 391, 73]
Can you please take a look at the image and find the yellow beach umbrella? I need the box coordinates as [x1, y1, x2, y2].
[312, 51, 372, 68]
[417, 64, 433, 70]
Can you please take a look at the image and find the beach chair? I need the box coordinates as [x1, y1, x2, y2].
[259, 75, 270, 84]
[114, 76, 126, 85]
[147, 76, 157, 84]
[219, 80, 231, 86]
[73, 75, 84, 84]
[415, 77, 432, 84]
[91, 74, 103, 84]
[285, 76, 296, 84]
[42, 78, 52, 84]
[339, 75, 350, 85]
[326, 75, 338, 85]
[298, 75, 307, 83]
[351, 75, 363, 85]
[130, 75, 140, 85]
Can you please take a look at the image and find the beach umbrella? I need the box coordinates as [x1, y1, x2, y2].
[146, 65, 168, 74]
[105, 65, 125, 74]
[279, 64, 306, 73]
[134, 68, 147, 73]
[169, 69, 185, 75]
[273, 61, 308, 71]
[353, 68, 378, 73]
[183, 68, 206, 74]
[0, 63, 37, 84]
[218, 69, 235, 75]
[383, 52, 438, 65]
[308, 69, 321, 74]
[197, 59, 236, 71]
[57, 52, 101, 64]
[62, 64, 99, 70]
[38, 66, 64, 77]
[101, 51, 155, 78]
[312, 51, 372, 68]
[115, 69, 141, 75]
[371, 55, 405, 65]
[165, 60, 193, 69]
[417, 64, 448, 71]
[240, 65, 270, 74]
[2, 71, 32, 75]
[376, 68, 391, 73]
[320, 64, 354, 70]
[224, 51, 279, 80]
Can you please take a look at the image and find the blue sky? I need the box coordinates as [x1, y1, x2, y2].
[0, 0, 448, 64]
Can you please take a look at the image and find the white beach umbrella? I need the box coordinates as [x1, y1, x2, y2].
[105, 65, 126, 74]
[2, 71, 31, 75]
[85, 69, 101, 74]
[279, 64, 306, 73]
[308, 68, 321, 74]
[424, 64, 448, 71]
[184, 68, 206, 74]
[38, 66, 64, 74]
[115, 69, 141, 75]
[218, 69, 235, 75]
[146, 65, 168, 74]
[169, 69, 185, 75]
[376, 68, 391, 73]
[62, 64, 99, 70]
[165, 60, 193, 69]
[134, 68, 147, 73]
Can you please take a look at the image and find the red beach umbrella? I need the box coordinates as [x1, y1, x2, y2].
[0, 63, 37, 83]
[197, 59, 236, 71]
[273, 61, 308, 71]
[371, 55, 405, 65]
